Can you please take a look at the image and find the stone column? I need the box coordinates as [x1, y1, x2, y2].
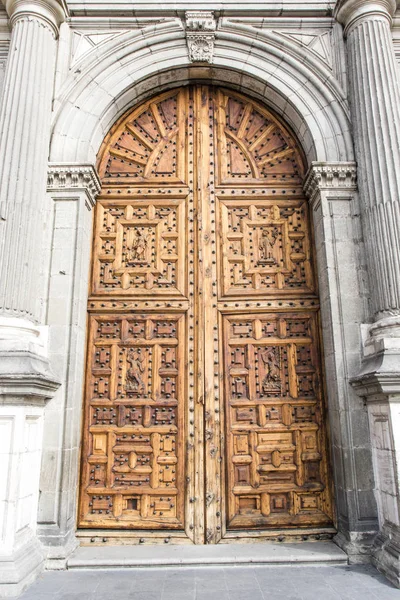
[0, 0, 64, 336]
[336, 0, 400, 587]
[0, 1, 64, 597]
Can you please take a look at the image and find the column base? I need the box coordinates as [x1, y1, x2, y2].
[0, 317, 59, 400]
[0, 532, 44, 598]
[334, 530, 375, 564]
[39, 529, 79, 570]
[358, 316, 400, 384]
[0, 317, 60, 597]
[373, 522, 400, 588]
[351, 322, 400, 587]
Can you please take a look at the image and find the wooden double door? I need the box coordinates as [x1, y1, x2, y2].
[79, 86, 333, 543]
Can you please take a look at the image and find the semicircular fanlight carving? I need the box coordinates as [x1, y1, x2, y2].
[218, 91, 304, 185]
[98, 90, 185, 183]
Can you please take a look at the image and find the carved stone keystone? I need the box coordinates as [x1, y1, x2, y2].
[185, 11, 216, 63]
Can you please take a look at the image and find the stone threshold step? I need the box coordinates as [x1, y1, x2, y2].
[68, 541, 348, 569]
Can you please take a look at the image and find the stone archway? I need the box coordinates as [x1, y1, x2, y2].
[41, 23, 375, 559]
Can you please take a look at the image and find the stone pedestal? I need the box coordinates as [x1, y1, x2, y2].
[0, 385, 58, 598]
[0, 320, 58, 596]
[351, 336, 400, 587]
[0, 1, 65, 596]
[336, 0, 400, 587]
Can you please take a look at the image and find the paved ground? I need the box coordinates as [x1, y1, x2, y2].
[14, 564, 400, 600]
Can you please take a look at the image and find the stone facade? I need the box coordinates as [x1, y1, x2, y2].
[0, 0, 400, 596]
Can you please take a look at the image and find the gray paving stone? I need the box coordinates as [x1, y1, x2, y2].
[162, 593, 196, 600]
[259, 582, 297, 595]
[229, 590, 265, 600]
[12, 563, 400, 600]
[18, 594, 55, 600]
[130, 577, 164, 592]
[226, 578, 261, 591]
[299, 592, 341, 600]
[164, 579, 196, 593]
[195, 568, 227, 589]
[58, 594, 94, 600]
[337, 589, 381, 600]
[195, 592, 230, 600]
[128, 592, 162, 600]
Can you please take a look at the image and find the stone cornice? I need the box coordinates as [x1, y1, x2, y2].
[64, 3, 337, 19]
[303, 161, 357, 201]
[4, 0, 65, 36]
[47, 163, 101, 207]
[335, 0, 398, 34]
[351, 370, 400, 398]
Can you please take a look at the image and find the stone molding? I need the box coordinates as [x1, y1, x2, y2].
[0, 40, 9, 60]
[303, 161, 357, 201]
[4, 0, 66, 37]
[373, 523, 400, 588]
[185, 11, 216, 63]
[49, 27, 354, 165]
[335, 0, 398, 34]
[0, 371, 60, 404]
[351, 369, 400, 398]
[47, 163, 101, 208]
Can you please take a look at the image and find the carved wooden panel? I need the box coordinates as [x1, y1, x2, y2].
[98, 89, 187, 184]
[223, 312, 332, 528]
[92, 198, 186, 297]
[79, 314, 185, 528]
[215, 89, 304, 186]
[218, 198, 314, 298]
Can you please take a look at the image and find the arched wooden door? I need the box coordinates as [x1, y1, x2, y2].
[79, 86, 333, 544]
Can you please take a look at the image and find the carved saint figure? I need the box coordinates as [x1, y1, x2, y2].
[126, 348, 145, 393]
[260, 348, 281, 393]
[259, 227, 279, 265]
[127, 229, 148, 265]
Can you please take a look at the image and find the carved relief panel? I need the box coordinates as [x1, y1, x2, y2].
[92, 198, 186, 297]
[224, 313, 332, 528]
[215, 89, 304, 186]
[80, 314, 185, 528]
[218, 198, 314, 298]
[98, 90, 187, 184]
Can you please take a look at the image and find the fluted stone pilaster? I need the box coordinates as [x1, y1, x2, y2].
[337, 1, 400, 586]
[336, 0, 400, 322]
[0, 0, 64, 324]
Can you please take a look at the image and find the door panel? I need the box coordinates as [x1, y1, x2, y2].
[79, 85, 333, 541]
[218, 197, 315, 298]
[223, 312, 332, 528]
[79, 313, 185, 529]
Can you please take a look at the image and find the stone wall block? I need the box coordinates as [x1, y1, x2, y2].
[305, 161, 378, 551]
[37, 165, 99, 565]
